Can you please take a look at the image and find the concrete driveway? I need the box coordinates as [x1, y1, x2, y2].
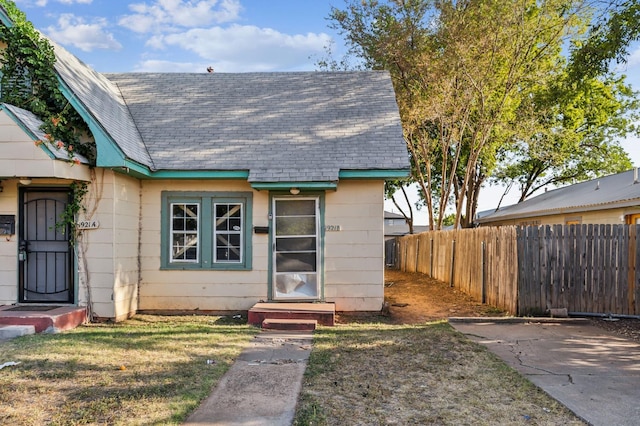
[450, 318, 640, 426]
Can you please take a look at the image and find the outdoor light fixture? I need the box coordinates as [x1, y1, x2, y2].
[19, 177, 32, 186]
[290, 187, 300, 195]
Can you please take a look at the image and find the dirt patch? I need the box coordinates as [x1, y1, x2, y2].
[381, 268, 507, 324]
[372, 268, 640, 343]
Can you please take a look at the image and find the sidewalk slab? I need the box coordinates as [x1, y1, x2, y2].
[0, 324, 35, 340]
[450, 318, 640, 426]
[184, 330, 312, 426]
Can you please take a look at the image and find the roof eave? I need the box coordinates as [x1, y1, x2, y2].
[477, 199, 640, 223]
[339, 169, 410, 179]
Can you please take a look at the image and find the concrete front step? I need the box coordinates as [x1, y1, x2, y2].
[262, 318, 317, 331]
[0, 306, 87, 333]
[0, 324, 36, 340]
[248, 302, 335, 327]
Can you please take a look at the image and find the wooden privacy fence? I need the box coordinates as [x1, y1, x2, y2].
[394, 225, 640, 316]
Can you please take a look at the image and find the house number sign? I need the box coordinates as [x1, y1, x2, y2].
[325, 225, 341, 232]
[77, 220, 100, 230]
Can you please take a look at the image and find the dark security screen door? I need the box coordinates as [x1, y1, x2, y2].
[272, 197, 320, 300]
[19, 189, 73, 303]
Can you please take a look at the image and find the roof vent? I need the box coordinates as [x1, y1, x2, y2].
[635, 167, 639, 184]
[596, 181, 600, 190]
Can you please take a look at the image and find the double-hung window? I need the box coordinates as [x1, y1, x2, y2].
[161, 192, 252, 270]
[170, 203, 199, 262]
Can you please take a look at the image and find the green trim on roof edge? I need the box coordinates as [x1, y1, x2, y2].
[110, 167, 410, 181]
[339, 169, 409, 179]
[57, 82, 129, 168]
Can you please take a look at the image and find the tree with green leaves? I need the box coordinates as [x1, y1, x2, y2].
[329, 0, 638, 229]
[492, 70, 637, 205]
[570, 0, 640, 79]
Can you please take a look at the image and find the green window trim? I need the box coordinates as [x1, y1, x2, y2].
[161, 191, 253, 271]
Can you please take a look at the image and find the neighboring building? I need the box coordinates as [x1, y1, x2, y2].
[476, 169, 640, 227]
[0, 9, 410, 320]
[384, 210, 429, 239]
[383, 210, 430, 267]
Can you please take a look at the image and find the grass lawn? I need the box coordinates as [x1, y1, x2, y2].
[0, 315, 258, 425]
[294, 320, 585, 426]
[1, 315, 585, 425]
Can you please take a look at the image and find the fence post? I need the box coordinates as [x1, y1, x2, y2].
[450, 239, 456, 287]
[481, 240, 486, 304]
[416, 238, 420, 273]
[430, 238, 434, 277]
[403, 240, 408, 272]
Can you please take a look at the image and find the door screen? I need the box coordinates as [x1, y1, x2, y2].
[273, 198, 319, 299]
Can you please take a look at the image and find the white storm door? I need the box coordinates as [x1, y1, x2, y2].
[272, 197, 320, 300]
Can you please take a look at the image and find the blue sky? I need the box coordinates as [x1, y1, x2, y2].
[10, 0, 640, 216]
[14, 0, 343, 73]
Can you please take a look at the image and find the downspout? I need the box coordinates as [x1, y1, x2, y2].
[136, 179, 143, 312]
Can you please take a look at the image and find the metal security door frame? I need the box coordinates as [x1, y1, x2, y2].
[18, 187, 75, 304]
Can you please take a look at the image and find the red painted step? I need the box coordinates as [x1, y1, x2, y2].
[262, 318, 317, 331]
[248, 302, 335, 327]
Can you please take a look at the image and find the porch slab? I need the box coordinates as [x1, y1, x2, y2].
[248, 302, 335, 327]
[0, 306, 87, 333]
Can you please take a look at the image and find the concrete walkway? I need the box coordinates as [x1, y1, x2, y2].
[450, 318, 640, 426]
[184, 330, 313, 426]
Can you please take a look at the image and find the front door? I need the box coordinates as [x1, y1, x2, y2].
[19, 189, 74, 303]
[272, 197, 320, 300]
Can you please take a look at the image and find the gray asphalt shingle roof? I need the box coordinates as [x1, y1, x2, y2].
[51, 40, 153, 167]
[103, 72, 408, 182]
[477, 169, 640, 223]
[47, 36, 409, 181]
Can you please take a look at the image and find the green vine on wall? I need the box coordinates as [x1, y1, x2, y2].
[0, 0, 96, 163]
[56, 181, 88, 244]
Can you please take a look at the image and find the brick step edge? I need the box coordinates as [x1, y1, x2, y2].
[262, 318, 317, 331]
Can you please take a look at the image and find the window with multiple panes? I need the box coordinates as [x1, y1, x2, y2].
[214, 203, 243, 263]
[170, 203, 199, 262]
[161, 192, 252, 270]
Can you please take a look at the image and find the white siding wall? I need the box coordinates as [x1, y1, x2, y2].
[138, 180, 270, 311]
[324, 180, 385, 311]
[138, 179, 386, 312]
[0, 181, 19, 305]
[0, 111, 90, 181]
[78, 170, 140, 320]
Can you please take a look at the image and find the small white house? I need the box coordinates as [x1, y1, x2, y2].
[0, 8, 409, 320]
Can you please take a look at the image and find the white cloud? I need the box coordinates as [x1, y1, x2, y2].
[119, 0, 241, 33]
[45, 14, 122, 52]
[133, 59, 209, 72]
[150, 24, 332, 72]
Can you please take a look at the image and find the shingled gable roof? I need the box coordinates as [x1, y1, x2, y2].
[103, 71, 408, 183]
[50, 40, 154, 169]
[476, 169, 640, 223]
[1, 6, 409, 183]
